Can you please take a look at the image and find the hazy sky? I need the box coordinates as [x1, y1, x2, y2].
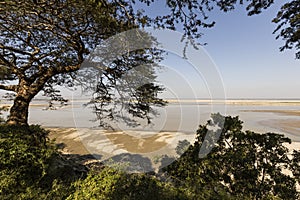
[145, 1, 300, 99]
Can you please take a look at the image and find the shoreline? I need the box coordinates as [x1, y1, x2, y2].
[2, 99, 300, 107]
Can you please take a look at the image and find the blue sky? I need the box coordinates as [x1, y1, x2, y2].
[197, 2, 300, 99]
[145, 1, 300, 99]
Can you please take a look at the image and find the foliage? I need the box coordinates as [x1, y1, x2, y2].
[165, 113, 300, 200]
[82, 46, 167, 129]
[0, 0, 166, 125]
[273, 0, 300, 59]
[0, 125, 85, 199]
[68, 167, 189, 200]
[175, 139, 191, 156]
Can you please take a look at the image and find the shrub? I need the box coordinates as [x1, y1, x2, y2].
[165, 114, 300, 199]
[0, 124, 85, 199]
[68, 166, 189, 200]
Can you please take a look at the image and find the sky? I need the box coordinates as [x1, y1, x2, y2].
[200, 2, 300, 99]
[144, 1, 300, 99]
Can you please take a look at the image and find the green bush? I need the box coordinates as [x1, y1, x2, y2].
[68, 166, 190, 200]
[165, 114, 300, 200]
[0, 124, 84, 199]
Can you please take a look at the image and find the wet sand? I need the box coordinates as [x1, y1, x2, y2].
[47, 125, 300, 159]
[260, 119, 300, 141]
[47, 127, 195, 157]
[48, 128, 91, 155]
[241, 110, 300, 141]
[243, 109, 300, 117]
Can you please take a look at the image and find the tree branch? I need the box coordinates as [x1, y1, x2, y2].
[0, 84, 17, 92]
[55, 64, 82, 74]
[0, 45, 32, 56]
[0, 54, 25, 80]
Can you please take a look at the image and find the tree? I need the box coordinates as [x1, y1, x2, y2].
[0, 0, 298, 126]
[165, 114, 300, 199]
[0, 0, 166, 125]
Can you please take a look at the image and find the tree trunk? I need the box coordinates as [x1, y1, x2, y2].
[7, 94, 32, 125]
[5, 70, 54, 125]
[6, 79, 37, 125]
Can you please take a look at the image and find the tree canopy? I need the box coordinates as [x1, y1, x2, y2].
[0, 0, 165, 125]
[273, 0, 300, 59]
